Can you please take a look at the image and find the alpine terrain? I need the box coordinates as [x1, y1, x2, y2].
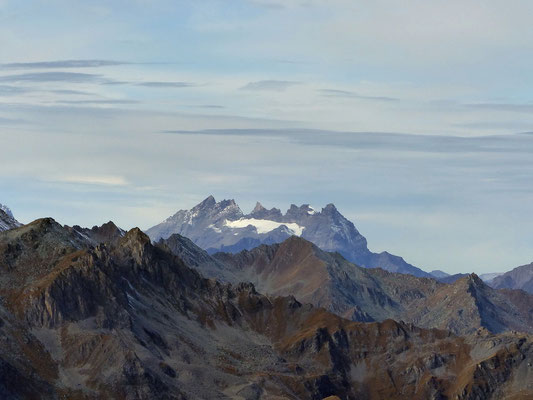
[0, 218, 532, 399]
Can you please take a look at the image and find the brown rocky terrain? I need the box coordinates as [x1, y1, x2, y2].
[1, 220, 532, 399]
[163, 235, 533, 335]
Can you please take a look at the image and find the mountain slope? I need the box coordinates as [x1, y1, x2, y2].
[1, 220, 532, 399]
[163, 234, 533, 335]
[0, 203, 21, 232]
[405, 274, 533, 334]
[491, 262, 533, 294]
[211, 236, 439, 324]
[147, 196, 431, 277]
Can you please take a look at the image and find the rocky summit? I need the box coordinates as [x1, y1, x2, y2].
[0, 203, 21, 232]
[1, 219, 532, 399]
[147, 196, 430, 278]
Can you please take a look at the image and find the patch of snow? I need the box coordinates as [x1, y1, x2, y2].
[307, 206, 317, 215]
[122, 277, 142, 297]
[224, 218, 304, 236]
[73, 229, 92, 242]
[187, 210, 199, 225]
[126, 293, 135, 308]
[208, 224, 222, 233]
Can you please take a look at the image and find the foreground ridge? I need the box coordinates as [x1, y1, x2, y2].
[0, 220, 532, 398]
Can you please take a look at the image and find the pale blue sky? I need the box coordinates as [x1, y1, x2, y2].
[1, 0, 533, 274]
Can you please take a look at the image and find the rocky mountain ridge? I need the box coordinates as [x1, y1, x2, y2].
[147, 196, 431, 278]
[69, 220, 126, 245]
[162, 234, 533, 336]
[1, 219, 532, 398]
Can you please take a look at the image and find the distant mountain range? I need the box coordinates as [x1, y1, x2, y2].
[479, 272, 504, 282]
[490, 262, 533, 294]
[147, 196, 432, 278]
[429, 269, 450, 279]
[429, 270, 507, 285]
[1, 218, 532, 398]
[0, 203, 21, 232]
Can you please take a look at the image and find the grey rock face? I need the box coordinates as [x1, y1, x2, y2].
[147, 196, 431, 277]
[490, 262, 533, 294]
[0, 203, 21, 232]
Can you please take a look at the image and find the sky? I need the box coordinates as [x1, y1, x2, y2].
[1, 0, 533, 274]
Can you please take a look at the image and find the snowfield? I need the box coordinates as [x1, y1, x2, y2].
[224, 218, 305, 236]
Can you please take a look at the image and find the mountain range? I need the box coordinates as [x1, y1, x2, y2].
[147, 196, 431, 278]
[1, 218, 532, 399]
[161, 233, 533, 336]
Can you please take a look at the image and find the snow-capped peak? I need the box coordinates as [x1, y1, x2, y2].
[0, 203, 14, 219]
[0, 203, 21, 231]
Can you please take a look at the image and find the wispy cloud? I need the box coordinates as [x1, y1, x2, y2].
[453, 121, 533, 131]
[247, 0, 318, 8]
[186, 104, 225, 109]
[136, 81, 196, 88]
[0, 116, 27, 125]
[162, 128, 533, 155]
[51, 89, 94, 96]
[57, 99, 140, 105]
[466, 103, 533, 113]
[56, 175, 129, 186]
[0, 72, 190, 88]
[319, 89, 399, 102]
[241, 80, 300, 91]
[0, 71, 102, 83]
[0, 84, 30, 95]
[1, 60, 129, 69]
